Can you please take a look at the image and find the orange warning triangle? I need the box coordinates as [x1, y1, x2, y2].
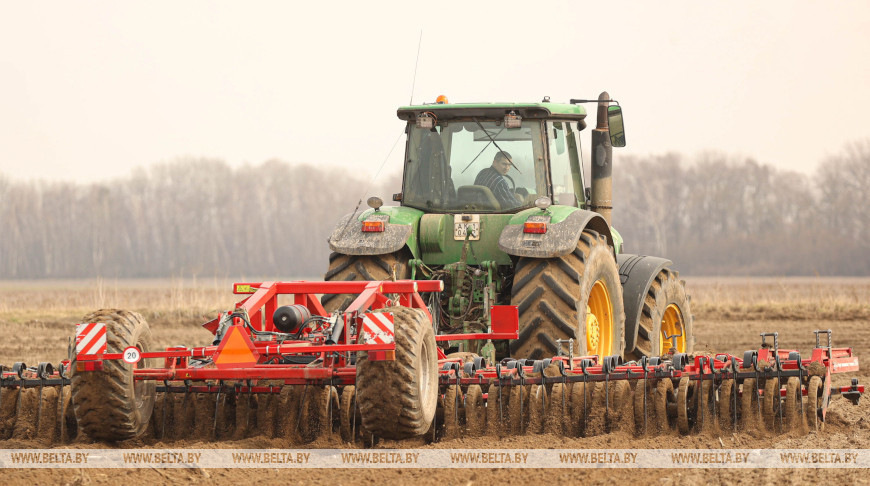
[214, 325, 258, 368]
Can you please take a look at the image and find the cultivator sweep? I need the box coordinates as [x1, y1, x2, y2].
[0, 280, 864, 444]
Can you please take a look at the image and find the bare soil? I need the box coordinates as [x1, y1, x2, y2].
[2, 278, 870, 484]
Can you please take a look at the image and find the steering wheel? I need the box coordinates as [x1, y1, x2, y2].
[504, 174, 516, 192]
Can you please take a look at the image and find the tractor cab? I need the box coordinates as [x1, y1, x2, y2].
[397, 102, 591, 214]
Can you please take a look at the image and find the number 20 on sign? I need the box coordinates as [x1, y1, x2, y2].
[123, 346, 141, 364]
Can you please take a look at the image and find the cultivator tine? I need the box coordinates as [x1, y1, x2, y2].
[58, 363, 68, 442]
[561, 375, 567, 419]
[295, 385, 309, 435]
[55, 379, 63, 442]
[729, 360, 738, 433]
[582, 373, 588, 434]
[640, 357, 649, 435]
[796, 354, 805, 419]
[453, 376, 460, 431]
[13, 363, 25, 430]
[0, 365, 5, 434]
[731, 377, 738, 433]
[213, 382, 223, 439]
[642, 377, 648, 435]
[160, 380, 169, 439]
[776, 356, 785, 432]
[327, 382, 334, 437]
[352, 389, 358, 442]
[431, 405, 437, 442]
[181, 379, 191, 434]
[497, 385, 504, 430]
[245, 380, 253, 433]
[755, 361, 763, 421]
[517, 378, 525, 435]
[35, 363, 51, 434]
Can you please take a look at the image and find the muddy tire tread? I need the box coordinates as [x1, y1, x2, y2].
[510, 230, 625, 359]
[70, 309, 155, 441]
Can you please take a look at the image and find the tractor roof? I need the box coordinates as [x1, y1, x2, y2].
[396, 102, 587, 122]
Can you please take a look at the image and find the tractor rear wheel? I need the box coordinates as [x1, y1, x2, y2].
[509, 229, 625, 359]
[355, 306, 437, 439]
[321, 251, 411, 313]
[627, 268, 693, 360]
[70, 309, 156, 441]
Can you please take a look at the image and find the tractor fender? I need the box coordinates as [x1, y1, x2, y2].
[497, 207, 612, 258]
[327, 206, 421, 258]
[617, 253, 672, 354]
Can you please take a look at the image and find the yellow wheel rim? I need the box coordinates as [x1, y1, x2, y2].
[585, 280, 613, 357]
[660, 303, 686, 355]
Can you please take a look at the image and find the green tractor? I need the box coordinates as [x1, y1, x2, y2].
[324, 93, 692, 363]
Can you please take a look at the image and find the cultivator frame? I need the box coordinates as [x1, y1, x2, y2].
[435, 329, 863, 437]
[0, 280, 864, 443]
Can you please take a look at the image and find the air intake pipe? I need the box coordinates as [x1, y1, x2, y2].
[590, 91, 613, 226]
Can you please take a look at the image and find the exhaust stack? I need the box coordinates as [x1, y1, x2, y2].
[590, 91, 613, 226]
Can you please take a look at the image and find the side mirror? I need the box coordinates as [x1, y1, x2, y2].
[607, 106, 626, 147]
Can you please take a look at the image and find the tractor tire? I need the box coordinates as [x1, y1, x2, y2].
[70, 309, 156, 441]
[627, 268, 694, 360]
[509, 229, 625, 360]
[355, 306, 437, 439]
[321, 251, 411, 313]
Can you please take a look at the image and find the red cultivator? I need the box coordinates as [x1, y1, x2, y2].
[0, 280, 864, 443]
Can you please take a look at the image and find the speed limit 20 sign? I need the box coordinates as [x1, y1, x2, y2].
[122, 346, 141, 364]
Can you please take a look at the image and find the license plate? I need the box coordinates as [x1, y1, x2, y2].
[454, 214, 480, 241]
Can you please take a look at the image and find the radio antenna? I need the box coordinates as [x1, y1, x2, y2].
[409, 30, 423, 105]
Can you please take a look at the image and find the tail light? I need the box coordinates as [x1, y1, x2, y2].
[75, 360, 104, 372]
[362, 221, 385, 232]
[523, 222, 547, 234]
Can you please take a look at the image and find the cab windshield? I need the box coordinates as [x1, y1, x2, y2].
[403, 120, 546, 213]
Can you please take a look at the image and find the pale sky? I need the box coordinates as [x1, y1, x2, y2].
[1, 1, 868, 182]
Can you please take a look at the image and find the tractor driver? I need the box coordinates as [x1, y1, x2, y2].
[474, 151, 523, 208]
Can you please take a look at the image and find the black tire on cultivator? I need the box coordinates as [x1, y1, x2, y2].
[355, 306, 438, 439]
[70, 309, 156, 441]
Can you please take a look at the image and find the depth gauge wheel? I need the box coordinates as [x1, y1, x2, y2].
[70, 309, 156, 441]
[510, 229, 625, 359]
[355, 306, 437, 439]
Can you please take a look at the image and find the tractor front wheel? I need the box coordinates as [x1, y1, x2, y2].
[70, 309, 156, 441]
[628, 268, 693, 360]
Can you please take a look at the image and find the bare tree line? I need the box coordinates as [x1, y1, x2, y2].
[0, 159, 399, 279]
[614, 140, 870, 275]
[0, 140, 867, 278]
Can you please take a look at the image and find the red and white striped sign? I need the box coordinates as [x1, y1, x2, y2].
[361, 313, 394, 345]
[76, 323, 108, 356]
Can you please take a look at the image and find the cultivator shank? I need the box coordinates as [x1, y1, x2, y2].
[0, 280, 864, 444]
